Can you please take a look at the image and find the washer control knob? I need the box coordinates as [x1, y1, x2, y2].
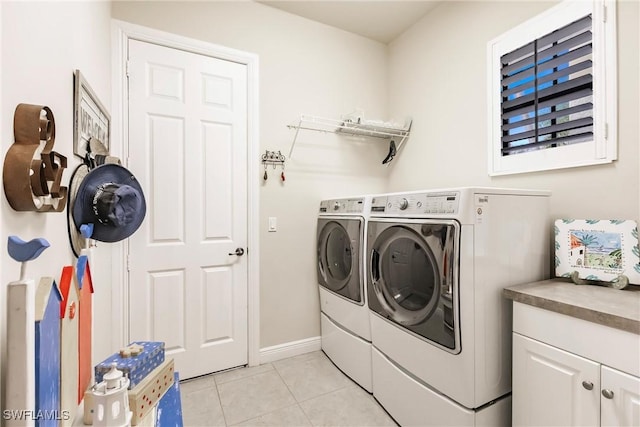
[333, 202, 340, 211]
[399, 198, 409, 210]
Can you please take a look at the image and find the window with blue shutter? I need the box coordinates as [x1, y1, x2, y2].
[488, 0, 616, 176]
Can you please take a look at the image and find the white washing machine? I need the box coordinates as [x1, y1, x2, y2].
[317, 196, 373, 392]
[366, 187, 550, 426]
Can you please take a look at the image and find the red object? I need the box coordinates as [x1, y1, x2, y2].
[58, 264, 81, 413]
[281, 171, 285, 182]
[77, 257, 94, 403]
[59, 266, 74, 319]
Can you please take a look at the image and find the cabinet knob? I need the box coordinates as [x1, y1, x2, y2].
[601, 389, 615, 399]
[582, 381, 594, 391]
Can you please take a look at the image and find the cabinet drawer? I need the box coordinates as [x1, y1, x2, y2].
[513, 302, 640, 377]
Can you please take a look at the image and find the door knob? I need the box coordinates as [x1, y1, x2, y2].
[229, 247, 245, 256]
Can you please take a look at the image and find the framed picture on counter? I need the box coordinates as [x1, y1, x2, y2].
[555, 219, 640, 286]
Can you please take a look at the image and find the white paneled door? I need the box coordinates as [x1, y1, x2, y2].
[127, 39, 248, 379]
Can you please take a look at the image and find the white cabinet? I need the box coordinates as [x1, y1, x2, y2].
[513, 333, 600, 426]
[601, 366, 640, 427]
[511, 302, 640, 427]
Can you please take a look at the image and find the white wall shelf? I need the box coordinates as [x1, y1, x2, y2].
[286, 114, 411, 164]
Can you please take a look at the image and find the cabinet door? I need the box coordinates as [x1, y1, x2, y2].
[513, 333, 600, 426]
[601, 366, 640, 427]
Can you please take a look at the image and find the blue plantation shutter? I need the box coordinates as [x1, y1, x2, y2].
[500, 15, 593, 156]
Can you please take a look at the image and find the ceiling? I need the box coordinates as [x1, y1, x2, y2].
[257, 1, 442, 44]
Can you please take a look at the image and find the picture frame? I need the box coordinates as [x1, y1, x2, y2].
[73, 70, 110, 159]
[554, 219, 640, 286]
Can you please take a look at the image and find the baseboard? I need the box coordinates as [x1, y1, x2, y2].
[259, 336, 321, 364]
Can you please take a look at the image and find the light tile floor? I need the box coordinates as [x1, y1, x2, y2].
[179, 351, 398, 426]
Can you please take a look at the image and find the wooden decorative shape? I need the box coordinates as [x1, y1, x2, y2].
[76, 255, 94, 404]
[3, 103, 67, 212]
[74, 70, 110, 159]
[34, 277, 63, 427]
[83, 359, 175, 426]
[95, 341, 165, 389]
[7, 236, 50, 262]
[5, 236, 50, 426]
[58, 266, 79, 427]
[155, 372, 183, 427]
[5, 279, 35, 427]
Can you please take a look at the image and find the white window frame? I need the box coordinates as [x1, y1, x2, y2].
[487, 0, 617, 176]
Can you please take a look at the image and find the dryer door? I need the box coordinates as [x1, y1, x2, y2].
[317, 217, 363, 303]
[368, 219, 460, 353]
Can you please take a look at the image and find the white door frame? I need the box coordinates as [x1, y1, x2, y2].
[110, 19, 260, 367]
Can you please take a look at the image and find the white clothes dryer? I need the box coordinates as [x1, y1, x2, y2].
[317, 196, 373, 392]
[366, 187, 550, 425]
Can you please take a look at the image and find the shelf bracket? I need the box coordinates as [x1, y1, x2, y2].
[288, 117, 303, 159]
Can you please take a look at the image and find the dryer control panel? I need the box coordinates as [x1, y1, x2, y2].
[319, 197, 365, 214]
[371, 192, 460, 215]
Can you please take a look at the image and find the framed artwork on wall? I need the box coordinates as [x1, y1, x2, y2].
[73, 70, 110, 159]
[555, 219, 640, 287]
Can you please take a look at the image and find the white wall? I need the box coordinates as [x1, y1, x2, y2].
[4, 1, 635, 400]
[387, 0, 640, 222]
[111, 1, 391, 348]
[1, 0, 112, 407]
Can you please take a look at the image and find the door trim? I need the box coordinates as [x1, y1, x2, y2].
[110, 19, 260, 367]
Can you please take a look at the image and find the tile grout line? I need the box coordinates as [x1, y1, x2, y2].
[214, 363, 279, 426]
[214, 363, 276, 386]
[182, 351, 384, 426]
[272, 357, 316, 426]
[271, 352, 369, 427]
[219, 362, 300, 426]
[177, 378, 225, 426]
[212, 372, 230, 427]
